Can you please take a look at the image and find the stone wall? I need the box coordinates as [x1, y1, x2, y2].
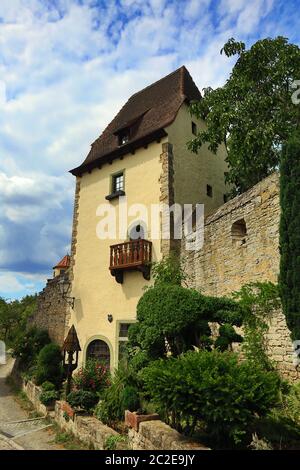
[22, 380, 53, 416]
[181, 172, 300, 381]
[128, 421, 209, 451]
[30, 273, 70, 347]
[54, 401, 123, 450]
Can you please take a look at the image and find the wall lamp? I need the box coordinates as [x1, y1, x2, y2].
[107, 314, 113, 323]
[58, 276, 75, 309]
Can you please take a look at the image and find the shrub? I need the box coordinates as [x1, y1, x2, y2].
[40, 390, 58, 406]
[128, 283, 243, 370]
[12, 327, 51, 367]
[121, 385, 140, 412]
[73, 359, 110, 393]
[41, 381, 56, 392]
[67, 390, 98, 411]
[95, 363, 139, 425]
[35, 343, 63, 388]
[141, 350, 281, 445]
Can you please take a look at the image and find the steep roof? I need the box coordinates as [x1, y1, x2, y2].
[70, 66, 201, 176]
[53, 254, 70, 269]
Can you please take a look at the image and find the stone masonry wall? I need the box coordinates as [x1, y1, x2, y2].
[181, 172, 300, 381]
[30, 273, 69, 347]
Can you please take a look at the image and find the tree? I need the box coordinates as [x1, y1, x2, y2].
[0, 295, 37, 345]
[188, 37, 300, 195]
[279, 130, 300, 340]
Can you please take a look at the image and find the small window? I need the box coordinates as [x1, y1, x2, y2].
[223, 194, 228, 203]
[231, 219, 247, 245]
[192, 121, 197, 135]
[118, 323, 132, 363]
[206, 184, 213, 197]
[118, 130, 130, 146]
[119, 323, 130, 338]
[112, 172, 124, 193]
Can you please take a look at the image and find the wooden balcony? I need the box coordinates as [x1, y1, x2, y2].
[109, 239, 152, 284]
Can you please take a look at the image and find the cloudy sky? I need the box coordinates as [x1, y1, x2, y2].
[0, 0, 299, 300]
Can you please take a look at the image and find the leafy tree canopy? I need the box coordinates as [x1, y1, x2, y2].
[188, 36, 300, 195]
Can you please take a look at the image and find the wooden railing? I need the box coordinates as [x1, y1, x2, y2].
[110, 239, 152, 270]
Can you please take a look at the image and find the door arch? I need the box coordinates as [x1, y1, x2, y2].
[86, 338, 111, 367]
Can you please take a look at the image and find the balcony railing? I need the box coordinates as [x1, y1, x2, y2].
[109, 239, 152, 284]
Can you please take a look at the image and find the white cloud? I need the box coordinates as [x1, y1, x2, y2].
[0, 0, 298, 297]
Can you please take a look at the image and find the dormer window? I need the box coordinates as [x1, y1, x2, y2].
[118, 129, 130, 146]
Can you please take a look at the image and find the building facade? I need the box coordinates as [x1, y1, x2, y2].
[66, 66, 228, 369]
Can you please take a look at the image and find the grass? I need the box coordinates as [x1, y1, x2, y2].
[52, 424, 93, 450]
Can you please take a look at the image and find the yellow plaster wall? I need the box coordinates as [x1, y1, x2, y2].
[166, 103, 229, 213]
[69, 140, 166, 369]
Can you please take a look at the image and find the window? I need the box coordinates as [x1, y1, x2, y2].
[118, 323, 131, 363]
[192, 121, 197, 135]
[206, 184, 213, 197]
[128, 223, 146, 240]
[231, 219, 247, 245]
[223, 194, 228, 203]
[118, 130, 130, 146]
[86, 339, 110, 366]
[112, 172, 124, 193]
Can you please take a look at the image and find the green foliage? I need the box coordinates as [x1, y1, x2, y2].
[151, 255, 187, 286]
[128, 281, 243, 369]
[73, 359, 110, 393]
[188, 37, 300, 195]
[0, 295, 37, 345]
[104, 435, 127, 450]
[95, 363, 139, 425]
[141, 350, 281, 445]
[67, 390, 98, 411]
[121, 385, 140, 412]
[12, 326, 51, 368]
[279, 131, 300, 340]
[41, 381, 56, 392]
[232, 282, 280, 369]
[39, 390, 58, 406]
[35, 343, 63, 388]
[281, 382, 300, 424]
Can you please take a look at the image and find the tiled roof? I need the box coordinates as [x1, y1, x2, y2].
[53, 254, 70, 269]
[70, 66, 201, 176]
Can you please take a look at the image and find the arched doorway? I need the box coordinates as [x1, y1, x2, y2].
[86, 339, 110, 367]
[128, 222, 146, 240]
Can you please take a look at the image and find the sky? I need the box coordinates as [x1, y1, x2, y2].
[0, 0, 299, 300]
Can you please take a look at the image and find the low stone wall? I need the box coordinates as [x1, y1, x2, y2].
[22, 380, 53, 416]
[128, 420, 209, 451]
[55, 401, 122, 450]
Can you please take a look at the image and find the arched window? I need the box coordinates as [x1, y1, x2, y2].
[231, 219, 247, 245]
[128, 222, 146, 240]
[86, 339, 110, 367]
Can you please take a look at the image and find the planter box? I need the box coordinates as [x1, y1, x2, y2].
[125, 410, 160, 432]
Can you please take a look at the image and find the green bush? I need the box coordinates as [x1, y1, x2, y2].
[73, 359, 110, 393]
[40, 390, 58, 406]
[95, 363, 139, 425]
[35, 343, 63, 388]
[67, 390, 98, 411]
[141, 350, 281, 445]
[12, 327, 51, 367]
[121, 385, 140, 412]
[41, 381, 56, 392]
[128, 283, 243, 370]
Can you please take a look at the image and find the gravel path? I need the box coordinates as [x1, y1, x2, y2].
[0, 357, 63, 450]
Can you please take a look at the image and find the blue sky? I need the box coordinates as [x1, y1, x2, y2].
[0, 0, 299, 300]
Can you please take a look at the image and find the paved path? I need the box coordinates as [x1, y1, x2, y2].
[0, 357, 63, 450]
